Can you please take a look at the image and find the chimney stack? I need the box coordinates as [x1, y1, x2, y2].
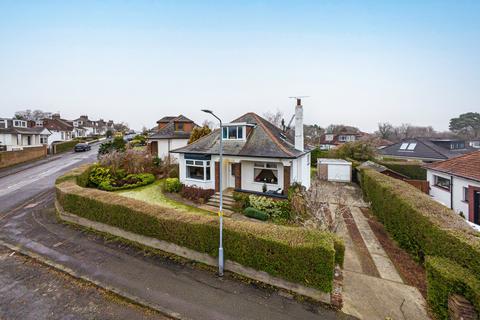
[294, 98, 304, 152]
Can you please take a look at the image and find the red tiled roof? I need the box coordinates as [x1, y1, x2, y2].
[425, 150, 480, 182]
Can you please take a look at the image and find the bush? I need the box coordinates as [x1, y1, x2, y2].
[99, 149, 154, 175]
[56, 166, 344, 293]
[88, 165, 112, 187]
[97, 173, 155, 191]
[426, 256, 480, 319]
[53, 140, 79, 154]
[164, 178, 181, 193]
[310, 148, 336, 167]
[180, 185, 215, 203]
[360, 168, 480, 275]
[334, 141, 376, 161]
[244, 207, 269, 221]
[233, 192, 251, 211]
[249, 195, 291, 221]
[375, 160, 427, 180]
[98, 137, 126, 156]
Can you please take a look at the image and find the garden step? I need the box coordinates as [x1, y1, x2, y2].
[207, 199, 236, 208]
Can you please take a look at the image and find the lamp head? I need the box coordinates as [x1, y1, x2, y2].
[201, 109, 213, 114]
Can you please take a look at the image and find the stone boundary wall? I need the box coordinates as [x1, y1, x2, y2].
[56, 200, 342, 307]
[0, 145, 47, 169]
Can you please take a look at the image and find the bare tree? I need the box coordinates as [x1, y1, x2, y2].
[263, 109, 283, 128]
[376, 122, 394, 140]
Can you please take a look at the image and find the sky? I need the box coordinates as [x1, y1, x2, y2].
[0, 1, 479, 132]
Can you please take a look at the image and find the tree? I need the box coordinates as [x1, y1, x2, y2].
[326, 124, 359, 134]
[189, 125, 212, 144]
[105, 129, 113, 138]
[376, 122, 394, 140]
[334, 141, 376, 161]
[449, 112, 480, 138]
[304, 124, 324, 145]
[14, 109, 52, 121]
[263, 109, 283, 128]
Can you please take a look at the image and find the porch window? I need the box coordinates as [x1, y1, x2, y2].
[254, 162, 278, 185]
[186, 160, 211, 181]
[434, 175, 451, 192]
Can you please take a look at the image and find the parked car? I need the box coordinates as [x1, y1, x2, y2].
[74, 143, 91, 152]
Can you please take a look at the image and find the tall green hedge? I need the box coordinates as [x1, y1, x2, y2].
[426, 256, 480, 319]
[56, 168, 344, 293]
[375, 160, 427, 180]
[54, 140, 80, 154]
[360, 169, 480, 274]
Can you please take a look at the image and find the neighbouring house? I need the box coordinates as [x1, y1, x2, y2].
[317, 158, 352, 182]
[0, 118, 50, 151]
[379, 137, 475, 162]
[171, 99, 311, 195]
[40, 114, 74, 146]
[74, 115, 111, 136]
[425, 150, 480, 228]
[319, 128, 367, 150]
[470, 139, 480, 149]
[147, 115, 197, 161]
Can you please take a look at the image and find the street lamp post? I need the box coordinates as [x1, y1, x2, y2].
[201, 109, 224, 276]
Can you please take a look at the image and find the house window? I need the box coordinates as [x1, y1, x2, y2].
[40, 136, 48, 144]
[175, 122, 184, 131]
[463, 187, 469, 202]
[254, 162, 278, 185]
[399, 143, 409, 150]
[222, 126, 244, 140]
[434, 175, 451, 191]
[186, 160, 211, 181]
[400, 142, 416, 151]
[0, 120, 7, 128]
[13, 120, 27, 128]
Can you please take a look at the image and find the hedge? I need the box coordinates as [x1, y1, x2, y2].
[426, 256, 480, 319]
[53, 140, 80, 154]
[375, 160, 426, 180]
[244, 207, 269, 221]
[359, 168, 480, 276]
[56, 167, 344, 293]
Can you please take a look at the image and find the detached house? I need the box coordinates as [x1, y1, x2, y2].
[148, 115, 197, 161]
[171, 99, 311, 195]
[425, 151, 480, 228]
[0, 118, 50, 151]
[380, 138, 475, 162]
[41, 114, 74, 145]
[319, 128, 367, 150]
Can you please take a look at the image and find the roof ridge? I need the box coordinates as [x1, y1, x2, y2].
[413, 138, 449, 159]
[251, 113, 294, 157]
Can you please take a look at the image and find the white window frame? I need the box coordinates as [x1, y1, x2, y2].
[399, 142, 409, 150]
[222, 126, 244, 140]
[407, 143, 417, 150]
[13, 120, 27, 128]
[0, 120, 6, 128]
[185, 159, 211, 181]
[253, 162, 279, 185]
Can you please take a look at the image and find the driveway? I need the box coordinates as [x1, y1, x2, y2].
[313, 180, 430, 319]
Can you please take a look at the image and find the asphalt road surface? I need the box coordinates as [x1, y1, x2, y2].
[0, 146, 354, 320]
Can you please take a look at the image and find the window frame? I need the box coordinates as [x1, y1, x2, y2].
[253, 162, 279, 185]
[434, 175, 451, 192]
[185, 159, 211, 181]
[222, 125, 244, 140]
[463, 187, 469, 202]
[13, 120, 27, 128]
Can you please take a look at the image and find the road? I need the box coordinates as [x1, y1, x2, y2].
[0, 147, 354, 320]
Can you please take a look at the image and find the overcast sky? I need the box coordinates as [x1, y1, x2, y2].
[0, 1, 479, 132]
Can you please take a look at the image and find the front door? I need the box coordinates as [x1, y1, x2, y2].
[474, 191, 480, 225]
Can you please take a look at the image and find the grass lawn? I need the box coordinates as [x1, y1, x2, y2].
[116, 180, 214, 216]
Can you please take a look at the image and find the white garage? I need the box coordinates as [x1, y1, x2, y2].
[317, 158, 352, 182]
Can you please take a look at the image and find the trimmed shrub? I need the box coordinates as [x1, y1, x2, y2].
[97, 173, 155, 191]
[249, 195, 291, 221]
[180, 185, 215, 203]
[310, 148, 336, 167]
[54, 140, 79, 154]
[426, 256, 480, 319]
[360, 168, 480, 276]
[244, 207, 269, 221]
[56, 166, 344, 292]
[164, 178, 181, 193]
[375, 160, 426, 180]
[88, 165, 112, 187]
[232, 191, 250, 210]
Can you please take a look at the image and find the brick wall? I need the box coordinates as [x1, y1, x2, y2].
[0, 146, 47, 169]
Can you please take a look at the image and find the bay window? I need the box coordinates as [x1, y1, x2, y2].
[254, 162, 278, 184]
[186, 159, 211, 181]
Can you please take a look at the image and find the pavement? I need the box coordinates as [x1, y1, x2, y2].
[0, 146, 354, 320]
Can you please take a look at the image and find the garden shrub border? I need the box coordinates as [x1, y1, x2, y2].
[53, 139, 81, 154]
[375, 160, 427, 180]
[55, 165, 344, 295]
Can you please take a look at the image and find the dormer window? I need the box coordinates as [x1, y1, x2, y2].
[13, 120, 27, 128]
[175, 122, 184, 131]
[0, 120, 6, 129]
[222, 125, 244, 140]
